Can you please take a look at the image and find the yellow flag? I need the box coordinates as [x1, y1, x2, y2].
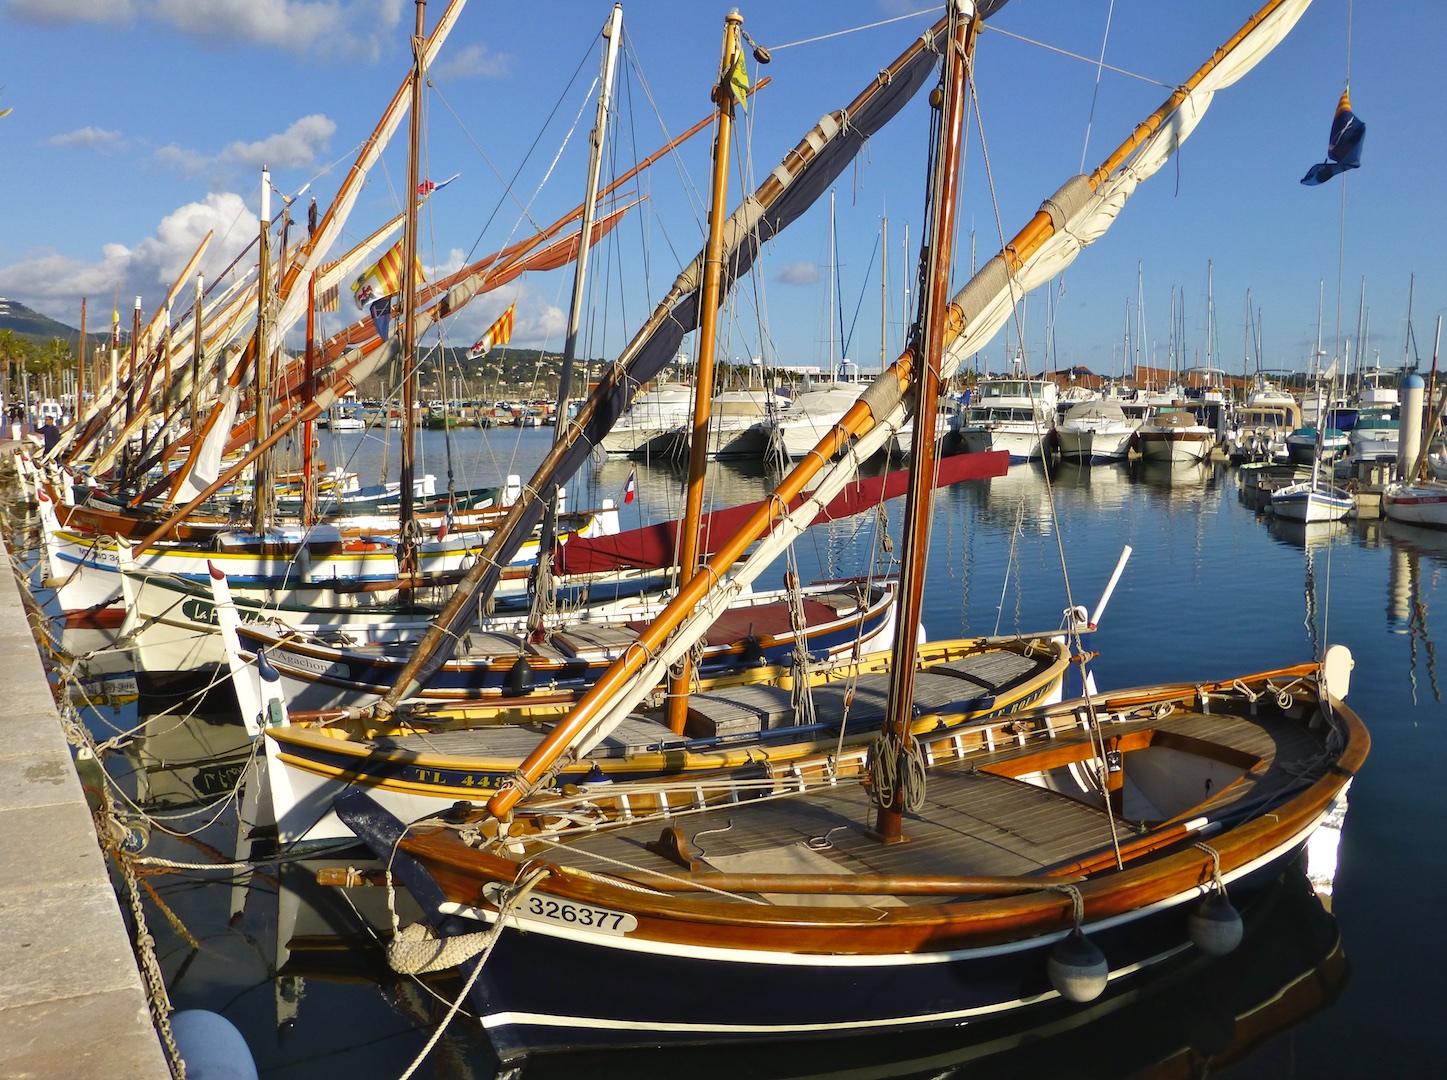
[728, 52, 749, 111]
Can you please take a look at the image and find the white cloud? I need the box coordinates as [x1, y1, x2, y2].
[153, 143, 213, 180]
[48, 126, 127, 153]
[146, 0, 406, 59]
[0, 192, 259, 321]
[427, 247, 467, 280]
[219, 114, 336, 171]
[434, 42, 514, 80]
[6, 0, 409, 59]
[776, 262, 820, 286]
[4, 0, 134, 25]
[155, 114, 335, 184]
[146, 0, 340, 52]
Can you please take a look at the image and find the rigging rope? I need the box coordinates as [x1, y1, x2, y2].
[1078, 0, 1117, 174]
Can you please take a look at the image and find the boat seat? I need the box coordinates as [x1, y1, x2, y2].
[930, 649, 1040, 691]
[551, 623, 641, 660]
[459, 631, 527, 658]
[680, 684, 797, 738]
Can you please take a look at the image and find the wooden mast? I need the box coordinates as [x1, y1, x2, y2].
[252, 169, 275, 536]
[76, 298, 86, 422]
[872, 0, 976, 842]
[397, 0, 427, 575]
[123, 296, 140, 482]
[302, 269, 318, 528]
[665, 9, 747, 734]
[189, 274, 203, 427]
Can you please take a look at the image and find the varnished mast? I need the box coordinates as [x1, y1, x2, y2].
[666, 9, 748, 734]
[874, 0, 977, 842]
[252, 169, 275, 536]
[397, 0, 428, 574]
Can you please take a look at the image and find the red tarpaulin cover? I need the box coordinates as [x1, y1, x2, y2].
[556, 450, 1009, 575]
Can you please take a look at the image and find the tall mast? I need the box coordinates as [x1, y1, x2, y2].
[880, 216, 889, 373]
[665, 9, 749, 735]
[190, 275, 204, 426]
[76, 298, 86, 417]
[252, 170, 274, 535]
[1206, 259, 1215, 379]
[397, 0, 427, 575]
[1353, 274, 1366, 393]
[124, 296, 140, 481]
[556, 4, 623, 440]
[873, 0, 976, 843]
[302, 269, 318, 528]
[833, 191, 845, 376]
[540, 4, 625, 568]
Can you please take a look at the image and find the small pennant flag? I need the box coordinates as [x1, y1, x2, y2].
[418, 173, 459, 197]
[623, 466, 637, 505]
[468, 301, 516, 359]
[1301, 89, 1365, 186]
[727, 51, 750, 112]
[436, 504, 455, 541]
[369, 296, 393, 340]
[352, 238, 426, 309]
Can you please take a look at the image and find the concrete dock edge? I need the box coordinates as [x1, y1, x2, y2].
[0, 470, 170, 1079]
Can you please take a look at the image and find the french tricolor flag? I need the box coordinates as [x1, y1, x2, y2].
[623, 467, 637, 505]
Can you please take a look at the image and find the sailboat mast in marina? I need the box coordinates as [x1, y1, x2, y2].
[873, 1, 975, 842]
[396, 0, 428, 576]
[251, 169, 275, 536]
[538, 4, 625, 604]
[666, 9, 754, 733]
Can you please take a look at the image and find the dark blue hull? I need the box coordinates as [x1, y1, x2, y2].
[465, 846, 1304, 1062]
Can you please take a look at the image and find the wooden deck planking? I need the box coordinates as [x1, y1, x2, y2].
[537, 702, 1331, 904]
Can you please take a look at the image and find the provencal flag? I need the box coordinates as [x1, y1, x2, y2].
[351, 238, 426, 309]
[1301, 89, 1365, 186]
[727, 51, 749, 112]
[468, 302, 516, 358]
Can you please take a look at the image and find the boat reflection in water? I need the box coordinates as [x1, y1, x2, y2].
[270, 857, 1346, 1080]
[1381, 520, 1444, 705]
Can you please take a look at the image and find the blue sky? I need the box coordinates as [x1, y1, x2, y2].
[1, 0, 1443, 383]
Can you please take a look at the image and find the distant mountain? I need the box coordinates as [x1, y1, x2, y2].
[0, 298, 103, 348]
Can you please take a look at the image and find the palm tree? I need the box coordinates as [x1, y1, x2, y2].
[0, 329, 29, 407]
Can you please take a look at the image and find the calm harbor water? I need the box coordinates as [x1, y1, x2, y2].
[20, 427, 1447, 1077]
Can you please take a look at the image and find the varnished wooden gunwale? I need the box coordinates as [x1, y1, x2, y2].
[267, 636, 1069, 786]
[397, 688, 1367, 957]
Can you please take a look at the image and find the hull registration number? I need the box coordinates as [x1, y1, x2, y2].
[484, 883, 638, 935]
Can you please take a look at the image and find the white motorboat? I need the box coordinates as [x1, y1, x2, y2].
[953, 376, 1059, 461]
[1135, 408, 1214, 462]
[598, 383, 695, 457]
[1055, 396, 1139, 463]
[766, 381, 868, 459]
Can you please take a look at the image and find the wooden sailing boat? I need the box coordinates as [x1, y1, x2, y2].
[206, 8, 1067, 858]
[329, 0, 1369, 1063]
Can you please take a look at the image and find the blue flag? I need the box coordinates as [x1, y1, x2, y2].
[1301, 89, 1365, 186]
[369, 296, 393, 339]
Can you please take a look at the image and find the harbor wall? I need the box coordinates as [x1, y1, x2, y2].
[0, 459, 170, 1078]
